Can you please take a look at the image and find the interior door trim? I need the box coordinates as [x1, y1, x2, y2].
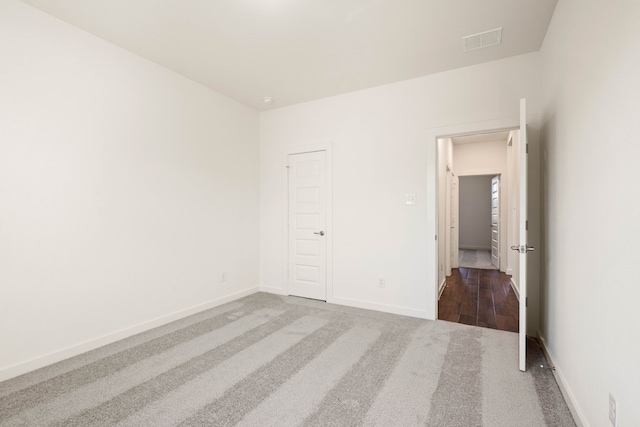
[428, 121, 522, 323]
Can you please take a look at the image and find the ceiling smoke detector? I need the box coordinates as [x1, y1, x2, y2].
[462, 27, 503, 52]
[263, 97, 274, 105]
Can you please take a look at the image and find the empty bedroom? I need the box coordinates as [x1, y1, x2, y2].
[1, 0, 639, 426]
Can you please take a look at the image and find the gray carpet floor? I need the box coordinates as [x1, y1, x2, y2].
[0, 292, 575, 426]
[459, 249, 496, 270]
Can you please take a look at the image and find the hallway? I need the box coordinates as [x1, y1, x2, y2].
[438, 268, 519, 333]
[458, 249, 495, 270]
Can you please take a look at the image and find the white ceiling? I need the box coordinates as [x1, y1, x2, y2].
[20, 0, 558, 111]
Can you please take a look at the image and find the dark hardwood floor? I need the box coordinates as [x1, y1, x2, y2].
[438, 267, 519, 333]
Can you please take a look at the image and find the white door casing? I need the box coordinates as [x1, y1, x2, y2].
[445, 167, 452, 276]
[517, 98, 529, 372]
[451, 174, 459, 268]
[287, 150, 327, 301]
[491, 175, 500, 269]
[429, 116, 527, 323]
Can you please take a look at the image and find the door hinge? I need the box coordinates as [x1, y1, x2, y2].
[526, 144, 529, 154]
[525, 220, 528, 231]
[435, 235, 438, 241]
[525, 297, 528, 308]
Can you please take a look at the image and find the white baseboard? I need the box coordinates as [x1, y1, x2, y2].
[537, 333, 588, 427]
[0, 287, 259, 382]
[329, 296, 431, 320]
[510, 277, 520, 301]
[506, 267, 513, 276]
[260, 286, 432, 320]
[438, 279, 446, 299]
[259, 285, 287, 295]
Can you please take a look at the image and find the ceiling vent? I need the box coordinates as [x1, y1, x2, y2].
[462, 27, 503, 52]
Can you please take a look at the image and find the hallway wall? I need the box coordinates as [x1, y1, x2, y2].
[506, 130, 521, 278]
[454, 139, 508, 173]
[437, 138, 454, 288]
[453, 138, 510, 273]
[458, 176, 492, 250]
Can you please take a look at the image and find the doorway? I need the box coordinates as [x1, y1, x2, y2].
[457, 174, 498, 271]
[436, 130, 519, 333]
[429, 99, 532, 371]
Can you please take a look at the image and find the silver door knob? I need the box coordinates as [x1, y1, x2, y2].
[511, 245, 535, 253]
[314, 231, 325, 236]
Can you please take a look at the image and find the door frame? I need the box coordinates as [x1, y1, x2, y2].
[429, 111, 539, 365]
[444, 165, 453, 276]
[427, 118, 522, 322]
[282, 142, 333, 301]
[455, 170, 506, 272]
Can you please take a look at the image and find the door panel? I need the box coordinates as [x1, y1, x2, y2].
[518, 98, 528, 372]
[491, 175, 500, 269]
[288, 151, 327, 301]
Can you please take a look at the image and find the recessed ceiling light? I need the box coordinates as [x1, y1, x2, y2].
[462, 27, 503, 52]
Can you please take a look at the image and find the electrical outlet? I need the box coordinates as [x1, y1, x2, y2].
[378, 278, 385, 288]
[220, 272, 227, 283]
[609, 393, 617, 426]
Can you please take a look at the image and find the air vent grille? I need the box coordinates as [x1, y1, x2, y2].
[462, 27, 503, 52]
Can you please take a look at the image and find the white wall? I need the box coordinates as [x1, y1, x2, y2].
[453, 139, 510, 272]
[260, 53, 541, 320]
[506, 130, 520, 280]
[539, 0, 640, 426]
[454, 139, 508, 174]
[0, 0, 259, 380]
[437, 138, 453, 288]
[458, 176, 492, 250]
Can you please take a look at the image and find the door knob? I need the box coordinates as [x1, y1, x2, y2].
[314, 231, 325, 236]
[511, 245, 535, 253]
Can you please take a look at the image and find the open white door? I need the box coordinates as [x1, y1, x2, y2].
[490, 175, 500, 270]
[515, 98, 532, 372]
